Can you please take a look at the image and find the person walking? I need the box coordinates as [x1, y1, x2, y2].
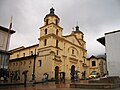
[22, 70, 28, 87]
[10, 71, 14, 83]
[42, 73, 49, 84]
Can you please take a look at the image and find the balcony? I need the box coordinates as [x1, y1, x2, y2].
[53, 55, 62, 62]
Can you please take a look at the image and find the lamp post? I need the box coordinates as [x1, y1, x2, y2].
[32, 49, 37, 81]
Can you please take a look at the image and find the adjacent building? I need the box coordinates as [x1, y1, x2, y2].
[97, 30, 120, 76]
[9, 44, 39, 81]
[87, 55, 107, 77]
[0, 26, 15, 80]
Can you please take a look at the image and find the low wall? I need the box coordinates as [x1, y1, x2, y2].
[70, 76, 120, 89]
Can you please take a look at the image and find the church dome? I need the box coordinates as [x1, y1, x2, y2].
[44, 7, 60, 21]
[73, 25, 84, 34]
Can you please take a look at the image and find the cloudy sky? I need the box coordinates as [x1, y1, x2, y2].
[0, 0, 120, 57]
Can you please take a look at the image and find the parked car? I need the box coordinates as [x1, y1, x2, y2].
[89, 71, 100, 79]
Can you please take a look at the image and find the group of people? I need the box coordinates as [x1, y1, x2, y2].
[0, 70, 20, 82]
[10, 71, 20, 82]
[1, 69, 86, 85]
[0, 69, 9, 81]
[70, 70, 87, 82]
[70, 70, 81, 82]
[42, 72, 66, 84]
[59, 72, 65, 83]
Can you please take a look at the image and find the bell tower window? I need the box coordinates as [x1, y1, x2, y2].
[72, 49, 74, 54]
[44, 39, 47, 46]
[45, 29, 47, 34]
[46, 19, 49, 25]
[57, 50, 58, 55]
[56, 40, 58, 47]
[56, 29, 58, 35]
[55, 19, 58, 25]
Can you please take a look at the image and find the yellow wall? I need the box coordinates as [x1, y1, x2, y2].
[87, 56, 107, 77]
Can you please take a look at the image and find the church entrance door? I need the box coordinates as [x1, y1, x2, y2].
[55, 66, 59, 82]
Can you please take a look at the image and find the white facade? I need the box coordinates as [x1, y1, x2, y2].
[0, 29, 10, 51]
[0, 26, 15, 69]
[105, 31, 120, 76]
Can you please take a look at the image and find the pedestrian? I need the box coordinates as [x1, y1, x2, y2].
[70, 72, 75, 82]
[42, 73, 49, 84]
[14, 71, 17, 82]
[10, 71, 14, 83]
[45, 73, 49, 83]
[60, 72, 63, 83]
[59, 72, 65, 83]
[22, 70, 28, 87]
[17, 72, 20, 80]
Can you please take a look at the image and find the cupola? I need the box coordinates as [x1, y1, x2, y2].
[72, 25, 84, 40]
[44, 7, 60, 26]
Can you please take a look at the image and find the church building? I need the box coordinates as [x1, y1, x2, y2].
[9, 7, 87, 82]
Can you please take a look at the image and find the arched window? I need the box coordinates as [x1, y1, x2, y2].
[17, 54, 19, 58]
[23, 53, 25, 57]
[44, 39, 47, 46]
[55, 19, 58, 25]
[72, 49, 74, 54]
[56, 40, 58, 47]
[56, 29, 58, 35]
[46, 19, 49, 25]
[31, 51, 33, 55]
[57, 50, 58, 55]
[45, 29, 47, 34]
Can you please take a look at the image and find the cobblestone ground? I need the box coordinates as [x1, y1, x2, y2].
[0, 82, 120, 90]
[0, 84, 69, 90]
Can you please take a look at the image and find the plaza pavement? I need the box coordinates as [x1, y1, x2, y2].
[0, 80, 120, 90]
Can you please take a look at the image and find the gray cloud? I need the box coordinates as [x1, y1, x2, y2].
[0, 0, 120, 57]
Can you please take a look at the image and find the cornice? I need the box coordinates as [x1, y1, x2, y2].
[69, 57, 78, 62]
[38, 45, 63, 51]
[0, 26, 15, 34]
[39, 33, 87, 51]
[9, 44, 39, 53]
[40, 23, 63, 30]
[39, 54, 50, 57]
[9, 55, 37, 62]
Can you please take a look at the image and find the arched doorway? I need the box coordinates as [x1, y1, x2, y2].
[55, 66, 59, 81]
[71, 65, 75, 81]
[71, 65, 75, 74]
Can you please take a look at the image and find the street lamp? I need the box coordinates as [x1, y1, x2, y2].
[32, 49, 37, 81]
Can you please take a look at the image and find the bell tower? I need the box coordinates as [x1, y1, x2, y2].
[39, 7, 63, 48]
[72, 25, 86, 49]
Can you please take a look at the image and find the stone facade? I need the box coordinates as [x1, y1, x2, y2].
[87, 55, 107, 77]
